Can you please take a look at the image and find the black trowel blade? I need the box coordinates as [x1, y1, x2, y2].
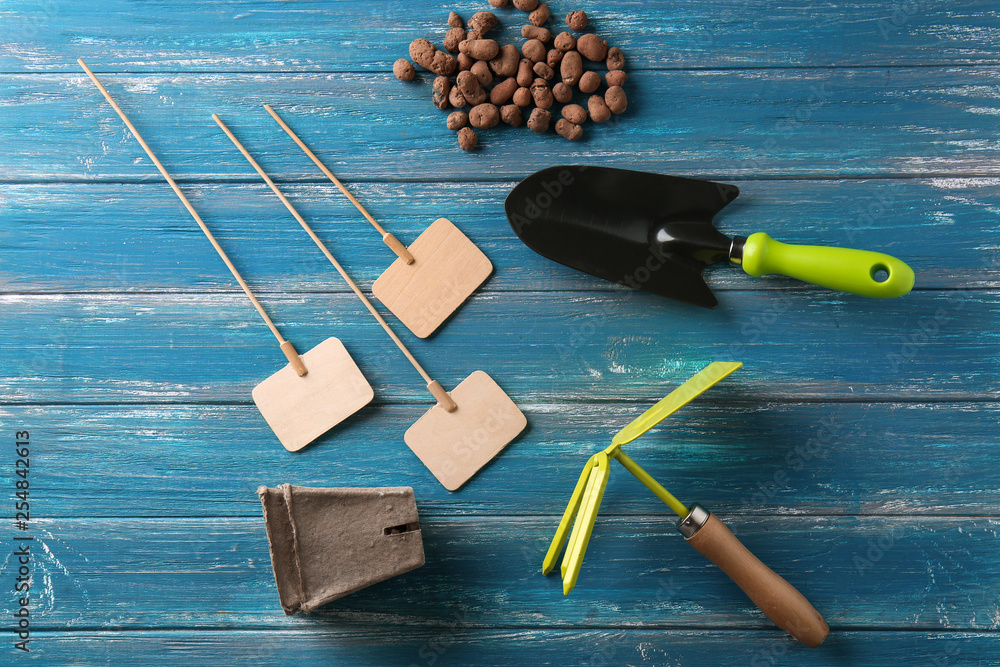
[505, 166, 739, 308]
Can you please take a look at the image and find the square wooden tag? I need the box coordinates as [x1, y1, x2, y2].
[373, 218, 492, 338]
[253, 337, 374, 452]
[404, 371, 526, 490]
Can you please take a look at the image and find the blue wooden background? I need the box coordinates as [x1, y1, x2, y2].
[2, 0, 999, 664]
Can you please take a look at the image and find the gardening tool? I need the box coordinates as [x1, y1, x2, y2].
[215, 115, 526, 491]
[79, 59, 374, 452]
[264, 105, 492, 338]
[543, 362, 829, 648]
[506, 165, 914, 308]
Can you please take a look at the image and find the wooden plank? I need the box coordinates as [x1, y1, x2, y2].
[16, 629, 993, 665]
[4, 0, 999, 72]
[4, 401, 998, 517]
[11, 516, 1000, 631]
[5, 68, 1000, 181]
[2, 179, 996, 293]
[0, 290, 995, 404]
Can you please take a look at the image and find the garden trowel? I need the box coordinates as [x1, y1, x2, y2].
[505, 165, 914, 308]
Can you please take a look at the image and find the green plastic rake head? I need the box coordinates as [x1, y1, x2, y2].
[542, 361, 742, 592]
[540, 361, 831, 649]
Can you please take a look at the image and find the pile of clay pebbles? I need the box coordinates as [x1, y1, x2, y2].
[393, 2, 628, 150]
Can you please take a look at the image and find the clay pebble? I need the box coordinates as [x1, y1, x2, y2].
[513, 0, 539, 11]
[461, 39, 500, 61]
[490, 44, 520, 78]
[566, 10, 587, 31]
[606, 69, 627, 87]
[468, 11, 499, 35]
[530, 78, 554, 109]
[432, 76, 452, 109]
[448, 11, 464, 28]
[533, 61, 555, 81]
[561, 103, 587, 125]
[578, 70, 601, 94]
[588, 94, 611, 122]
[605, 85, 627, 114]
[522, 39, 546, 63]
[555, 118, 583, 140]
[490, 76, 519, 105]
[527, 107, 551, 132]
[471, 60, 493, 87]
[553, 32, 576, 52]
[512, 86, 532, 107]
[447, 110, 469, 130]
[606, 46, 625, 70]
[529, 4, 550, 26]
[577, 34, 609, 61]
[469, 103, 501, 129]
[393, 59, 415, 82]
[410, 38, 457, 76]
[501, 104, 523, 126]
[522, 25, 552, 43]
[552, 82, 573, 103]
[458, 126, 478, 150]
[560, 50, 583, 86]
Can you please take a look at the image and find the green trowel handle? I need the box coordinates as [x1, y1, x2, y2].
[740, 232, 914, 298]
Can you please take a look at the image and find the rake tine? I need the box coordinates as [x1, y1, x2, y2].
[561, 453, 611, 594]
[543, 453, 601, 575]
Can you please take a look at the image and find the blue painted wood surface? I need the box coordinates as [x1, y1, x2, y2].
[2, 1, 999, 664]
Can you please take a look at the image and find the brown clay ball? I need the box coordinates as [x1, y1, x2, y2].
[469, 103, 501, 129]
[513, 0, 539, 11]
[547, 48, 564, 68]
[448, 12, 464, 28]
[562, 103, 587, 124]
[448, 85, 467, 108]
[527, 107, 551, 133]
[461, 39, 500, 61]
[447, 110, 468, 130]
[522, 39, 546, 63]
[552, 82, 573, 103]
[432, 76, 451, 110]
[522, 25, 552, 43]
[490, 77, 519, 105]
[606, 69, 627, 87]
[501, 104, 523, 126]
[530, 79, 554, 109]
[529, 4, 550, 26]
[471, 60, 493, 87]
[458, 126, 478, 150]
[577, 34, 609, 62]
[606, 46, 626, 71]
[588, 95, 611, 123]
[444, 27, 466, 53]
[555, 118, 583, 140]
[393, 59, 415, 82]
[489, 0, 508, 6]
[512, 86, 532, 107]
[533, 61, 555, 81]
[490, 44, 520, 78]
[578, 71, 601, 94]
[605, 85, 627, 114]
[560, 50, 583, 86]
[469, 11, 499, 36]
[553, 32, 577, 52]
[566, 10, 587, 31]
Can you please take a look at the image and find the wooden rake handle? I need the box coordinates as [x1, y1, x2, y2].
[682, 508, 829, 647]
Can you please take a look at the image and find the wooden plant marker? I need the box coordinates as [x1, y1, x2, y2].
[216, 115, 527, 490]
[80, 59, 373, 452]
[264, 105, 493, 338]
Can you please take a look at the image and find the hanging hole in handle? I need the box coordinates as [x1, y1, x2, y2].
[870, 264, 890, 283]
